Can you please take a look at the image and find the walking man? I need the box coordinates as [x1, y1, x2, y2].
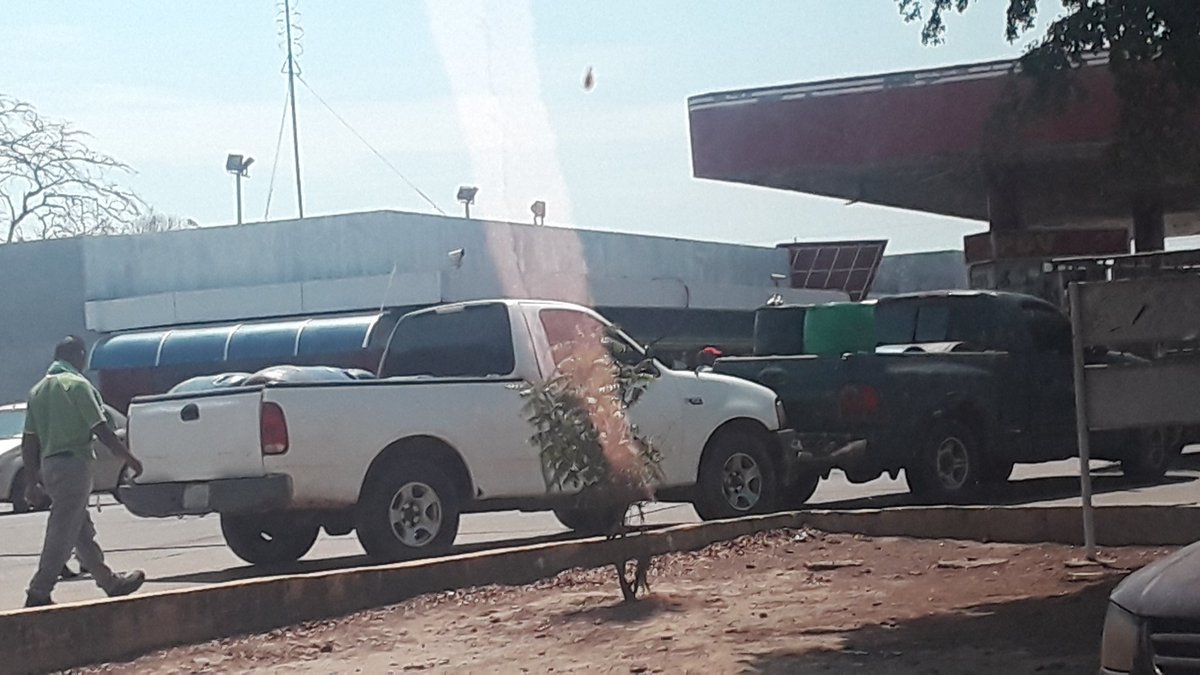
[22, 336, 146, 607]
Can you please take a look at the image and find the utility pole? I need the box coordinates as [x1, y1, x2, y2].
[283, 0, 304, 218]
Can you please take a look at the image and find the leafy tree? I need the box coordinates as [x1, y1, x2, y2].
[899, 1, 1200, 182]
[513, 319, 663, 601]
[0, 94, 142, 243]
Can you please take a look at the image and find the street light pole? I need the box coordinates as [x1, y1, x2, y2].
[456, 186, 478, 219]
[226, 154, 255, 226]
[235, 171, 243, 225]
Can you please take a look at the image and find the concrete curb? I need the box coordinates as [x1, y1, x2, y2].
[0, 512, 805, 674]
[2, 503, 1194, 673]
[801, 504, 1200, 547]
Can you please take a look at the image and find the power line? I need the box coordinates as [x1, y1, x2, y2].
[296, 74, 448, 216]
[263, 85, 292, 220]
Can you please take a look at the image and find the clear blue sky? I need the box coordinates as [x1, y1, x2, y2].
[2, 1, 1046, 253]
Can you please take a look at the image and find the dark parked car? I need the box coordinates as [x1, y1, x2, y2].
[1101, 540, 1200, 673]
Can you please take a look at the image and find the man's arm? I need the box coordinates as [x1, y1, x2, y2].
[20, 433, 47, 507]
[92, 422, 143, 478]
[20, 433, 41, 484]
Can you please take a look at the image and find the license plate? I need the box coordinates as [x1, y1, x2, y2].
[182, 484, 210, 511]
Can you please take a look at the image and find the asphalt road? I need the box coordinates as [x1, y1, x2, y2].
[2, 454, 1198, 609]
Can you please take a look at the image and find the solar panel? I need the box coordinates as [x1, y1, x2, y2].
[779, 240, 888, 301]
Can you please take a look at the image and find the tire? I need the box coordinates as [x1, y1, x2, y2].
[979, 458, 1015, 485]
[905, 419, 985, 501]
[220, 513, 319, 565]
[694, 426, 780, 520]
[553, 505, 627, 535]
[1122, 427, 1181, 481]
[779, 471, 821, 510]
[355, 458, 461, 562]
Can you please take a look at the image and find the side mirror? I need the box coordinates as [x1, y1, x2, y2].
[635, 358, 661, 377]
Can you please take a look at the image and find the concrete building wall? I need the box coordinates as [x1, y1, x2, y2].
[871, 250, 968, 296]
[0, 238, 94, 404]
[83, 211, 790, 299]
[82, 210, 844, 331]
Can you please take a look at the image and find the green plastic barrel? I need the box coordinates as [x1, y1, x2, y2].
[803, 302, 876, 356]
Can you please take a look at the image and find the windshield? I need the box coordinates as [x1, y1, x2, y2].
[0, 409, 25, 439]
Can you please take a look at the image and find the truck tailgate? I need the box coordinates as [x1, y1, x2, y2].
[129, 388, 267, 483]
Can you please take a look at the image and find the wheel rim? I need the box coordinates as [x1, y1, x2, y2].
[720, 452, 763, 511]
[935, 437, 970, 490]
[388, 481, 443, 547]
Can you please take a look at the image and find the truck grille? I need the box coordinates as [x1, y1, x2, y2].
[1151, 619, 1200, 674]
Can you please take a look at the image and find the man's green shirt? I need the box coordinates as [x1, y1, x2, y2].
[23, 360, 107, 460]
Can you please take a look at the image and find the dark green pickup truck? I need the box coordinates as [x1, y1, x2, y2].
[714, 291, 1180, 502]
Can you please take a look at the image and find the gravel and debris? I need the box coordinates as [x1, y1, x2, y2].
[74, 529, 1173, 674]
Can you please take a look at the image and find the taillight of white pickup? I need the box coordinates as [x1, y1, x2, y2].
[260, 402, 290, 455]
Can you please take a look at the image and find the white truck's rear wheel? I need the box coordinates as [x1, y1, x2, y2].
[219, 514, 318, 565]
[356, 458, 460, 561]
[694, 427, 780, 520]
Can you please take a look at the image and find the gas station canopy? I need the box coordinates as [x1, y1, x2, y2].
[688, 58, 1200, 232]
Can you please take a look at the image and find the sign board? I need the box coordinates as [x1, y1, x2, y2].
[963, 228, 1129, 265]
[1075, 275, 1200, 348]
[1084, 360, 1200, 429]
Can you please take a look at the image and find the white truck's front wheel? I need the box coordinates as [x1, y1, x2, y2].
[356, 458, 461, 561]
[219, 513, 319, 565]
[694, 427, 781, 520]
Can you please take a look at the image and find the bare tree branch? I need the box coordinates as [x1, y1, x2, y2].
[0, 93, 144, 243]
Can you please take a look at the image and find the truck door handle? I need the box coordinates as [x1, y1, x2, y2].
[686, 397, 704, 406]
[180, 404, 200, 422]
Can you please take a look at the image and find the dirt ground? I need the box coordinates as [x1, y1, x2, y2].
[76, 530, 1173, 674]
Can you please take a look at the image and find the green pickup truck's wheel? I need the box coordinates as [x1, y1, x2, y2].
[220, 514, 319, 565]
[356, 458, 461, 561]
[1122, 427, 1181, 481]
[780, 471, 821, 510]
[695, 427, 780, 520]
[979, 458, 1015, 484]
[905, 420, 984, 501]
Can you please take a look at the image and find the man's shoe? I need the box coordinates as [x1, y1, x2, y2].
[24, 594, 53, 608]
[59, 565, 80, 580]
[106, 570, 145, 598]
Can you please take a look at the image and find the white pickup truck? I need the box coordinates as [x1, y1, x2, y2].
[121, 300, 808, 564]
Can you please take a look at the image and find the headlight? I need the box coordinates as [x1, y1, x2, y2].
[1100, 602, 1141, 673]
[774, 399, 789, 430]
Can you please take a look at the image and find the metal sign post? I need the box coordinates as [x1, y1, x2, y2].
[1068, 282, 1097, 560]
